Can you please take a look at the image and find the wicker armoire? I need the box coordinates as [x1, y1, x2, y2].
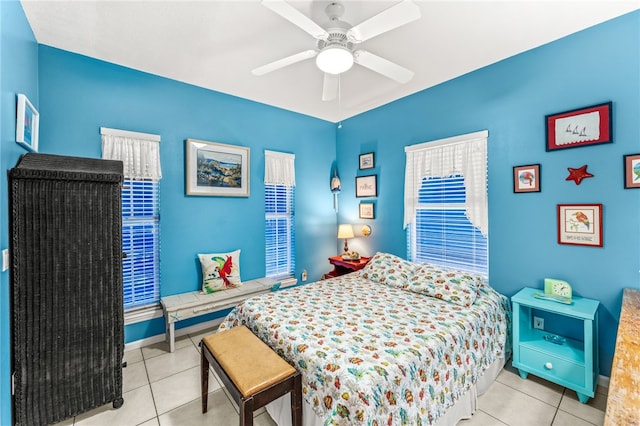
[9, 153, 125, 426]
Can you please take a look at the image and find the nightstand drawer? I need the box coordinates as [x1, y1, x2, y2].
[520, 346, 584, 387]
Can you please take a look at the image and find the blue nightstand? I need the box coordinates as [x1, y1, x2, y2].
[511, 287, 599, 403]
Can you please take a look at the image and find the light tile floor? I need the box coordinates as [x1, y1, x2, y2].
[54, 326, 608, 426]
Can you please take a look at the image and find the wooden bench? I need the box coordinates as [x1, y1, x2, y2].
[201, 325, 302, 426]
[161, 278, 277, 352]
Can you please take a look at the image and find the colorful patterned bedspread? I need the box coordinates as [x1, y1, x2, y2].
[220, 273, 510, 425]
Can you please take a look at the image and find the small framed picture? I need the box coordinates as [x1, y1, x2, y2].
[185, 138, 250, 197]
[545, 102, 612, 151]
[557, 204, 603, 247]
[359, 152, 375, 170]
[623, 153, 640, 189]
[16, 93, 39, 152]
[359, 202, 375, 219]
[513, 164, 541, 193]
[356, 174, 377, 198]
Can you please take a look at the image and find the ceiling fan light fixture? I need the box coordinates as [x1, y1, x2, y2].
[316, 46, 353, 75]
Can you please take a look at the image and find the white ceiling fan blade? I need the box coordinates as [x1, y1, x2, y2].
[322, 73, 338, 101]
[354, 50, 414, 83]
[347, 0, 421, 44]
[252, 50, 317, 76]
[261, 0, 328, 40]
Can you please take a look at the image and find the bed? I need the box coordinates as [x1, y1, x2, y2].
[219, 253, 510, 425]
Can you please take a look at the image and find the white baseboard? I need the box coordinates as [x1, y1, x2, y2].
[598, 374, 609, 390]
[124, 317, 224, 352]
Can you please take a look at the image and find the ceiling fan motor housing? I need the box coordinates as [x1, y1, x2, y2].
[317, 30, 353, 52]
[318, 2, 353, 51]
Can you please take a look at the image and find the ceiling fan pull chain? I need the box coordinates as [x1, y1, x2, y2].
[338, 74, 343, 129]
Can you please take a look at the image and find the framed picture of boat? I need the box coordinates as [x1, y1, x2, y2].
[545, 102, 612, 151]
[185, 138, 250, 196]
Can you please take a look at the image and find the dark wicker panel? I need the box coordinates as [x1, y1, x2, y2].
[9, 153, 124, 426]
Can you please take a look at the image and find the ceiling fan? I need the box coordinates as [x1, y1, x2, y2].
[252, 0, 421, 101]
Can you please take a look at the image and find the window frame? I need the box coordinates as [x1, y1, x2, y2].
[404, 132, 488, 276]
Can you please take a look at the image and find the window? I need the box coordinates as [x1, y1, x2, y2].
[122, 179, 160, 309]
[408, 175, 487, 275]
[101, 127, 162, 311]
[265, 184, 295, 278]
[404, 131, 488, 275]
[264, 150, 296, 279]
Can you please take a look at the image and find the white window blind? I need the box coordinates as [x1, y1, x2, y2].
[264, 151, 295, 279]
[265, 185, 295, 279]
[408, 175, 488, 275]
[121, 180, 160, 309]
[405, 131, 488, 275]
[101, 128, 161, 311]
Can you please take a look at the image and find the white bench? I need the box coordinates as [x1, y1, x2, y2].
[161, 278, 277, 352]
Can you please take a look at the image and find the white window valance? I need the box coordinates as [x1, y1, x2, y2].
[264, 150, 295, 186]
[101, 127, 162, 180]
[404, 130, 488, 235]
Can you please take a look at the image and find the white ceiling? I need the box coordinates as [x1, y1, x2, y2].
[21, 1, 639, 122]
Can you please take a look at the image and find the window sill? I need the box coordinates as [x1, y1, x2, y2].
[280, 277, 298, 288]
[124, 304, 163, 325]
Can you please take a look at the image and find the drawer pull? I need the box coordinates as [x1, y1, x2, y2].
[544, 362, 553, 370]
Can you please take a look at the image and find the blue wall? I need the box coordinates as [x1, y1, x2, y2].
[0, 1, 39, 423]
[336, 11, 640, 377]
[36, 46, 339, 341]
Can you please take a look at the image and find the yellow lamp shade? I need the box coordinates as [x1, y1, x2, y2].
[337, 224, 354, 239]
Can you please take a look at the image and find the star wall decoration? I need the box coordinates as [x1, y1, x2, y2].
[566, 164, 594, 185]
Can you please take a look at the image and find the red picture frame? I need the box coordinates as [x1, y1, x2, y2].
[557, 204, 603, 247]
[545, 102, 612, 151]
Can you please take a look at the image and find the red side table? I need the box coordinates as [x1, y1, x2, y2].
[322, 255, 371, 279]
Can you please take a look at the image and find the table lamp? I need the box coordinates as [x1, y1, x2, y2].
[337, 224, 354, 252]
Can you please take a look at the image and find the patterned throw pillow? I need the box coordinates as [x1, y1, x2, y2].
[198, 250, 242, 294]
[407, 263, 480, 307]
[361, 252, 416, 288]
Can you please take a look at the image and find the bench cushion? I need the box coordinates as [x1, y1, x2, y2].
[203, 326, 296, 398]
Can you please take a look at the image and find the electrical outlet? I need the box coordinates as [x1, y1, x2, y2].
[2, 249, 8, 272]
[301, 269, 307, 282]
[533, 316, 544, 330]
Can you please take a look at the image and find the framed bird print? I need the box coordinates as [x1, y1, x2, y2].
[623, 153, 640, 188]
[557, 204, 603, 247]
[513, 164, 540, 193]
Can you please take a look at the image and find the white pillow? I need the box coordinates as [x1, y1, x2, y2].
[198, 249, 242, 294]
